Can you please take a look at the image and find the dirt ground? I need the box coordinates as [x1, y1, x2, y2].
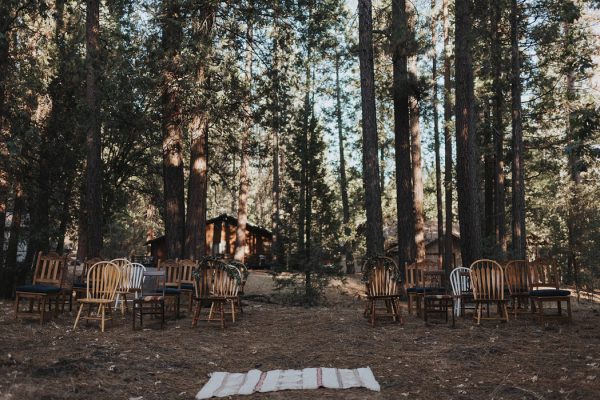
[1, 271, 600, 400]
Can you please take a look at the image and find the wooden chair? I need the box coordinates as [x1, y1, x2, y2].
[157, 259, 182, 318]
[362, 256, 403, 327]
[132, 270, 165, 330]
[192, 258, 239, 329]
[528, 258, 572, 323]
[229, 260, 248, 313]
[15, 252, 66, 324]
[504, 260, 531, 317]
[422, 270, 455, 327]
[469, 259, 509, 325]
[112, 258, 134, 315]
[450, 267, 474, 317]
[72, 257, 103, 303]
[405, 259, 440, 316]
[178, 259, 197, 312]
[73, 261, 121, 332]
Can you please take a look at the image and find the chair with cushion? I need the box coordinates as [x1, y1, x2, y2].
[504, 260, 531, 317]
[362, 256, 403, 327]
[405, 260, 441, 316]
[450, 267, 473, 317]
[133, 270, 166, 330]
[422, 270, 455, 327]
[178, 259, 197, 312]
[15, 252, 66, 324]
[157, 259, 182, 318]
[73, 261, 121, 332]
[469, 259, 509, 325]
[528, 258, 571, 323]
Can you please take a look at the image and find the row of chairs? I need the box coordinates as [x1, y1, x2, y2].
[363, 257, 571, 327]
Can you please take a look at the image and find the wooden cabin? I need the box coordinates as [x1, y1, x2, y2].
[147, 214, 273, 267]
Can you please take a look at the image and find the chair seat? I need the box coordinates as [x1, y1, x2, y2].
[159, 288, 181, 295]
[137, 295, 164, 302]
[529, 289, 571, 297]
[407, 287, 443, 294]
[77, 298, 114, 304]
[180, 283, 194, 291]
[424, 294, 452, 300]
[72, 282, 86, 288]
[16, 284, 62, 294]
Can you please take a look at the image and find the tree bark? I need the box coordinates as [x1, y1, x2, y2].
[409, 53, 425, 261]
[335, 53, 354, 273]
[4, 181, 24, 295]
[235, 7, 253, 263]
[392, 0, 414, 266]
[270, 4, 282, 265]
[0, 5, 10, 270]
[454, 0, 482, 268]
[358, 0, 385, 256]
[161, 0, 185, 259]
[510, 0, 526, 259]
[84, 0, 103, 258]
[185, 2, 216, 260]
[442, 0, 453, 271]
[491, 0, 507, 257]
[484, 103, 495, 243]
[431, 0, 443, 266]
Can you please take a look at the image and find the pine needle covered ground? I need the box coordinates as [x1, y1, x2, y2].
[1, 272, 599, 400]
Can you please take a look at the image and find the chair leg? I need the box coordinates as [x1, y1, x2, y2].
[230, 300, 236, 323]
[503, 302, 509, 322]
[370, 300, 375, 327]
[567, 298, 572, 322]
[40, 297, 47, 325]
[161, 301, 165, 328]
[476, 303, 482, 325]
[537, 300, 544, 324]
[407, 295, 412, 315]
[73, 303, 84, 330]
[220, 303, 225, 329]
[100, 304, 105, 333]
[14, 294, 20, 320]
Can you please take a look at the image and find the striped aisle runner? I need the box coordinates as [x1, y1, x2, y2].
[196, 367, 381, 399]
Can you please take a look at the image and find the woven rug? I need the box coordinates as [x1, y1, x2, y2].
[195, 367, 380, 399]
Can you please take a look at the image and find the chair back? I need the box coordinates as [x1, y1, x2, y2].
[211, 266, 240, 298]
[528, 258, 560, 290]
[405, 259, 439, 289]
[140, 270, 166, 298]
[363, 256, 401, 297]
[158, 259, 181, 288]
[469, 259, 505, 301]
[450, 267, 471, 296]
[229, 260, 249, 283]
[422, 270, 446, 294]
[85, 261, 121, 301]
[505, 260, 530, 295]
[32, 251, 65, 287]
[178, 259, 197, 288]
[129, 262, 147, 295]
[79, 257, 103, 283]
[111, 258, 133, 292]
[194, 258, 228, 299]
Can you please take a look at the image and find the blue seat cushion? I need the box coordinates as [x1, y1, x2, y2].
[407, 287, 443, 294]
[158, 288, 181, 295]
[180, 283, 194, 291]
[529, 289, 571, 297]
[72, 282, 86, 288]
[16, 284, 62, 294]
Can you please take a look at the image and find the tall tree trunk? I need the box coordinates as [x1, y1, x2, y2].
[510, 0, 526, 260]
[270, 4, 282, 265]
[409, 54, 425, 260]
[235, 7, 253, 262]
[484, 102, 495, 244]
[491, 0, 506, 257]
[431, 0, 443, 266]
[185, 3, 216, 260]
[84, 0, 102, 257]
[442, 0, 453, 271]
[454, 0, 482, 268]
[392, 0, 414, 266]
[0, 5, 10, 271]
[358, 0, 385, 256]
[4, 181, 24, 295]
[161, 0, 185, 259]
[335, 53, 354, 273]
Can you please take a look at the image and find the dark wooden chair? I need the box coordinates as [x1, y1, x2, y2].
[133, 270, 166, 330]
[405, 259, 440, 316]
[504, 260, 530, 317]
[363, 256, 403, 327]
[15, 252, 66, 324]
[469, 259, 509, 325]
[422, 270, 455, 327]
[178, 259, 197, 312]
[528, 258, 572, 324]
[157, 259, 182, 318]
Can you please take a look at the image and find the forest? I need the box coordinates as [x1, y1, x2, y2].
[0, 0, 599, 299]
